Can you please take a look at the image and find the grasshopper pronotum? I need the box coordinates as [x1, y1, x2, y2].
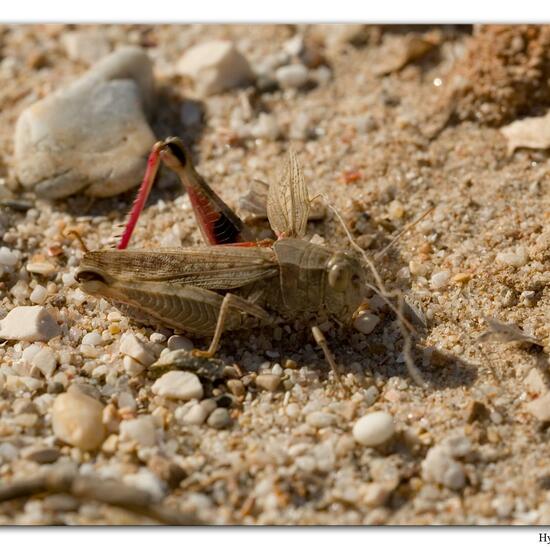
[76, 138, 423, 385]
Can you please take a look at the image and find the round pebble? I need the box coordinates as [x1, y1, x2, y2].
[207, 407, 232, 429]
[81, 331, 102, 346]
[352, 411, 395, 447]
[152, 371, 204, 401]
[167, 335, 194, 351]
[255, 373, 281, 392]
[52, 391, 105, 451]
[275, 63, 309, 89]
[0, 247, 19, 267]
[430, 270, 451, 290]
[119, 416, 157, 447]
[306, 411, 337, 428]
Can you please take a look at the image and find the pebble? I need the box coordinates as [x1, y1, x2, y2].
[81, 331, 103, 346]
[275, 63, 309, 89]
[496, 246, 529, 267]
[207, 407, 232, 429]
[430, 270, 451, 290]
[524, 368, 547, 395]
[421, 445, 466, 490]
[0, 306, 60, 342]
[15, 47, 156, 198]
[251, 113, 280, 140]
[62, 29, 111, 65]
[30, 346, 57, 377]
[526, 392, 550, 422]
[29, 285, 48, 305]
[119, 415, 157, 447]
[177, 40, 254, 96]
[306, 411, 337, 428]
[167, 335, 194, 351]
[352, 411, 395, 447]
[122, 355, 145, 376]
[52, 391, 105, 451]
[353, 311, 380, 335]
[227, 379, 245, 398]
[0, 247, 19, 267]
[255, 373, 282, 392]
[119, 332, 156, 366]
[152, 371, 204, 401]
[123, 468, 165, 501]
[22, 447, 61, 464]
[181, 403, 209, 426]
[26, 261, 57, 277]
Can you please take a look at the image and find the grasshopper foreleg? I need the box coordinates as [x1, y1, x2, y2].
[311, 326, 345, 390]
[193, 293, 272, 358]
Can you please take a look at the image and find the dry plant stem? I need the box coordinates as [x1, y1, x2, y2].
[311, 325, 346, 390]
[0, 470, 203, 525]
[320, 195, 427, 387]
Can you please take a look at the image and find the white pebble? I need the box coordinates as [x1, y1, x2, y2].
[275, 64, 309, 89]
[181, 403, 208, 426]
[29, 285, 47, 304]
[81, 331, 103, 346]
[119, 333, 156, 366]
[152, 371, 203, 401]
[30, 346, 57, 377]
[430, 270, 450, 290]
[421, 446, 466, 490]
[123, 468, 165, 501]
[207, 407, 231, 429]
[352, 411, 395, 447]
[119, 416, 157, 447]
[52, 392, 105, 451]
[496, 246, 529, 267]
[26, 261, 57, 277]
[306, 411, 337, 428]
[122, 355, 145, 376]
[0, 306, 60, 342]
[251, 113, 280, 140]
[0, 247, 19, 267]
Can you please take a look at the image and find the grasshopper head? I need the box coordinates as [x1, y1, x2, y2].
[75, 254, 117, 297]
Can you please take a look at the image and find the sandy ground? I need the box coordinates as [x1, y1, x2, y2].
[0, 24, 549, 525]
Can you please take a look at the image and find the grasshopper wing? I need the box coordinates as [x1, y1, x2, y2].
[267, 149, 310, 238]
[77, 246, 279, 290]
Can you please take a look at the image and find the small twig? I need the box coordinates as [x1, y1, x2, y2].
[0, 470, 203, 525]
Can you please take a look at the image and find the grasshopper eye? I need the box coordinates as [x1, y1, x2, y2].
[328, 261, 351, 292]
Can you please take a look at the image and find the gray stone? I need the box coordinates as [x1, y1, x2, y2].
[15, 47, 156, 198]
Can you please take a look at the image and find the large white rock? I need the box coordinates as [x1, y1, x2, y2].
[177, 40, 254, 96]
[0, 306, 60, 342]
[15, 47, 156, 198]
[52, 391, 105, 451]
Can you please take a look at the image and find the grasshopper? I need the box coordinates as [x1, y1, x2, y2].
[75, 138, 415, 382]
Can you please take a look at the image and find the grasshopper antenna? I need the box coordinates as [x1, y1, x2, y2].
[318, 194, 427, 388]
[375, 205, 435, 260]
